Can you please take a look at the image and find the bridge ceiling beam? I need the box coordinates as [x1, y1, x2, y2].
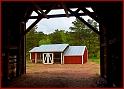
[32, 2, 49, 19]
[20, 4, 56, 39]
[74, 8, 80, 13]
[73, 3, 105, 27]
[34, 8, 41, 15]
[91, 6, 101, 18]
[61, 2, 69, 17]
[28, 12, 95, 19]
[24, 8, 33, 23]
[67, 8, 100, 35]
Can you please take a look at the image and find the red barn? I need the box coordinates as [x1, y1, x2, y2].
[64, 46, 88, 64]
[29, 44, 88, 64]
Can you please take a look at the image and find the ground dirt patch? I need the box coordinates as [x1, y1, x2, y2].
[4, 61, 107, 88]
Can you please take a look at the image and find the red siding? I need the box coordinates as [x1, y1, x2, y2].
[83, 48, 88, 64]
[31, 53, 35, 60]
[37, 53, 41, 59]
[64, 56, 82, 64]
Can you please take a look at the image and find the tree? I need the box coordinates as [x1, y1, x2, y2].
[39, 38, 51, 46]
[85, 19, 100, 57]
[60, 30, 67, 43]
[26, 25, 37, 52]
[69, 18, 100, 58]
[49, 29, 63, 44]
[69, 18, 86, 46]
[35, 31, 46, 46]
[65, 31, 77, 46]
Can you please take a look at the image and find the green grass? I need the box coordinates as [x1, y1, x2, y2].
[88, 57, 100, 64]
[26, 59, 31, 63]
[95, 73, 100, 76]
[26, 65, 33, 68]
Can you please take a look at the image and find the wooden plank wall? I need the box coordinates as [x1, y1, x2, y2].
[100, 2, 122, 87]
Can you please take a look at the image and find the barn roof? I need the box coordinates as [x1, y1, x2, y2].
[64, 46, 86, 56]
[29, 44, 69, 52]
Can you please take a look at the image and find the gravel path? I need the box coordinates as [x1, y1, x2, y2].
[4, 61, 107, 88]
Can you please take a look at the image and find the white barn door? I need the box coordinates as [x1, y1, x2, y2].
[43, 53, 53, 64]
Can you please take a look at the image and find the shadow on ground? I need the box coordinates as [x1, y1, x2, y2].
[2, 73, 107, 88]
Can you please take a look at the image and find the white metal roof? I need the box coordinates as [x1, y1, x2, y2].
[64, 46, 86, 56]
[29, 44, 69, 52]
[29, 47, 39, 52]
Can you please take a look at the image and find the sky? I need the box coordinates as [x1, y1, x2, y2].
[26, 8, 94, 34]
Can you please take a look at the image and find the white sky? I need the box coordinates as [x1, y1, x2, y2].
[26, 8, 94, 34]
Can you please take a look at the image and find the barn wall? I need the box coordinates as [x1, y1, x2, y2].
[37, 53, 41, 59]
[64, 56, 82, 64]
[83, 48, 88, 64]
[31, 53, 35, 60]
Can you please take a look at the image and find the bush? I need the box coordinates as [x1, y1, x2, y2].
[88, 57, 100, 64]
[97, 50, 100, 58]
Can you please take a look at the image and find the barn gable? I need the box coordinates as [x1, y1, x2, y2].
[63, 46, 88, 64]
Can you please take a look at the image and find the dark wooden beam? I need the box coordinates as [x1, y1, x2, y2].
[61, 3, 69, 17]
[20, 5, 56, 39]
[31, 4, 41, 15]
[23, 22, 26, 74]
[91, 6, 101, 18]
[16, 6, 31, 21]
[75, 8, 80, 13]
[34, 9, 41, 15]
[106, 27, 113, 87]
[73, 3, 105, 26]
[20, 22, 26, 74]
[32, 2, 49, 19]
[67, 8, 100, 35]
[24, 8, 33, 23]
[8, 7, 33, 31]
[28, 12, 95, 19]
[21, 18, 41, 40]
[99, 24, 105, 78]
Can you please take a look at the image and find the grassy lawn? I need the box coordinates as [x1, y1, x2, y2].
[26, 65, 34, 68]
[26, 58, 100, 64]
[26, 59, 32, 63]
[88, 58, 100, 64]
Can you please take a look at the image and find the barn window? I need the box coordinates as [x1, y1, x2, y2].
[54, 53, 61, 64]
[54, 53, 61, 58]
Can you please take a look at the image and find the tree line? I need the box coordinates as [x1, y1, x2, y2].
[26, 18, 100, 60]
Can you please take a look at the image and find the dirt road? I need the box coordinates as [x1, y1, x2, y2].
[4, 61, 107, 88]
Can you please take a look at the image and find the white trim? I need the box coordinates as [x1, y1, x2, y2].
[61, 53, 63, 64]
[87, 50, 88, 62]
[35, 53, 37, 64]
[82, 55, 83, 64]
[43, 53, 53, 64]
[63, 55, 64, 64]
[43, 53, 45, 64]
[30, 53, 31, 60]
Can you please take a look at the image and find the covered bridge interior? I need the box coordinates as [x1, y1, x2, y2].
[1, 1, 123, 87]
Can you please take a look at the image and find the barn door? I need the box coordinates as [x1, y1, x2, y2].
[43, 53, 53, 64]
